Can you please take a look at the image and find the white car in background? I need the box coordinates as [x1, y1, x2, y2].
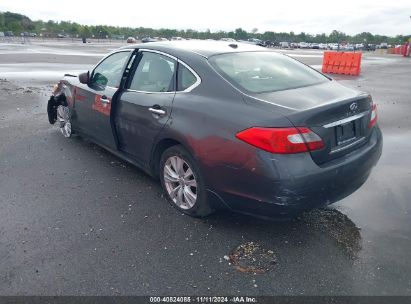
[344, 44, 354, 51]
[328, 43, 339, 50]
[319, 43, 328, 49]
[299, 42, 309, 48]
[280, 41, 290, 48]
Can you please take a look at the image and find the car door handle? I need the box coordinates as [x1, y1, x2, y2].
[148, 107, 166, 116]
[101, 96, 110, 104]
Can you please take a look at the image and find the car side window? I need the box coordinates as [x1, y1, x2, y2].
[91, 51, 130, 88]
[129, 52, 176, 92]
[177, 64, 197, 91]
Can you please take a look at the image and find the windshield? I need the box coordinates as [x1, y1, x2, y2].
[209, 51, 329, 93]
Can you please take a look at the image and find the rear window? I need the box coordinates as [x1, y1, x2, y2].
[209, 52, 328, 93]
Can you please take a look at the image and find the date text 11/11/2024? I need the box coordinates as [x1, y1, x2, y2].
[149, 296, 257, 303]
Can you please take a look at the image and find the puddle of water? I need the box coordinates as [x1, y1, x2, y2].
[0, 71, 83, 80]
[0, 63, 93, 82]
[336, 130, 411, 235]
[362, 57, 401, 66]
[0, 44, 106, 57]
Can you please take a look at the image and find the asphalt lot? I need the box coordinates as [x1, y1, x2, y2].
[0, 41, 411, 296]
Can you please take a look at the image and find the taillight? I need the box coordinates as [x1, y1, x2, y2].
[368, 102, 378, 128]
[236, 127, 324, 154]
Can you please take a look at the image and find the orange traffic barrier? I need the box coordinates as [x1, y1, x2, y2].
[322, 51, 362, 76]
[395, 47, 401, 54]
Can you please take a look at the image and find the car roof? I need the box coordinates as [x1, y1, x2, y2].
[120, 40, 265, 58]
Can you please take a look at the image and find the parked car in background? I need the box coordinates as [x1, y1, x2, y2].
[319, 43, 328, 49]
[344, 44, 354, 51]
[141, 37, 158, 43]
[5, 31, 14, 37]
[366, 44, 376, 51]
[379, 43, 388, 49]
[46, 41, 382, 218]
[311, 43, 319, 49]
[280, 41, 290, 48]
[126, 37, 137, 43]
[355, 43, 364, 50]
[247, 38, 263, 46]
[329, 43, 339, 50]
[261, 40, 273, 47]
[299, 42, 309, 49]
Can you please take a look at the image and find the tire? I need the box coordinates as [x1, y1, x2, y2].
[47, 96, 58, 124]
[159, 145, 213, 217]
[47, 94, 67, 125]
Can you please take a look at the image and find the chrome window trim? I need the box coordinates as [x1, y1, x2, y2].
[177, 60, 202, 93]
[323, 110, 370, 128]
[124, 89, 175, 94]
[138, 48, 178, 61]
[125, 48, 201, 94]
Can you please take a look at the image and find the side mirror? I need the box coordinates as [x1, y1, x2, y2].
[79, 71, 89, 84]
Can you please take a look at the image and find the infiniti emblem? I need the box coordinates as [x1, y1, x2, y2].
[349, 102, 358, 111]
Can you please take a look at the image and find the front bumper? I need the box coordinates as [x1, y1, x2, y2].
[213, 126, 383, 217]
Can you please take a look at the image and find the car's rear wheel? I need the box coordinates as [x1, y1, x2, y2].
[57, 105, 72, 138]
[160, 145, 213, 217]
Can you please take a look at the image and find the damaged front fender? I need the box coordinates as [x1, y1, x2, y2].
[47, 82, 67, 125]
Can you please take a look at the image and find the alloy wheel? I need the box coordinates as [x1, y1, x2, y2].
[163, 155, 197, 209]
[57, 105, 72, 138]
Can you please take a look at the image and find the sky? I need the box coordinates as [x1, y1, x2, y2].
[1, 0, 411, 36]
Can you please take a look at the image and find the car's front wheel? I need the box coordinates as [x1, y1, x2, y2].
[57, 105, 72, 138]
[160, 145, 213, 217]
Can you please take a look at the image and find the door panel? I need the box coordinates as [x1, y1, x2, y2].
[72, 51, 132, 149]
[114, 51, 177, 164]
[115, 91, 175, 163]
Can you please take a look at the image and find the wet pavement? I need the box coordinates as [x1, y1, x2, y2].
[0, 42, 410, 296]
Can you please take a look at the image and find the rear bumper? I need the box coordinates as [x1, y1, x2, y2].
[213, 126, 383, 217]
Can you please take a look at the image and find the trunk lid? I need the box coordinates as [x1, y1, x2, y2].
[245, 81, 373, 165]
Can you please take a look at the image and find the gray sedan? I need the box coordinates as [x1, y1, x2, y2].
[47, 41, 382, 218]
